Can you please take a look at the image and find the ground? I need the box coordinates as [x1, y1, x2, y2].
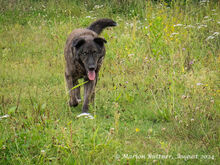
[0, 0, 219, 164]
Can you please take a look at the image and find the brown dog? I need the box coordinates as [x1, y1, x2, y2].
[64, 18, 117, 113]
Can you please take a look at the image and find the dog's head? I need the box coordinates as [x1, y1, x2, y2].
[71, 37, 107, 80]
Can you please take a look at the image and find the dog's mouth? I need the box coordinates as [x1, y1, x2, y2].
[88, 70, 96, 81]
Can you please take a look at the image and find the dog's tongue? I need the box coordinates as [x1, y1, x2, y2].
[88, 71, 96, 80]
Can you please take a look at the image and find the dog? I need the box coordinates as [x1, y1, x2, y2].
[64, 18, 117, 114]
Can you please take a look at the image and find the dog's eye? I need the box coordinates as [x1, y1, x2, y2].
[82, 52, 87, 56]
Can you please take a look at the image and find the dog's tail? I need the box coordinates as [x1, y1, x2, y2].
[87, 18, 117, 35]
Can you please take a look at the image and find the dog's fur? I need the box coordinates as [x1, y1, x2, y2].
[64, 18, 116, 113]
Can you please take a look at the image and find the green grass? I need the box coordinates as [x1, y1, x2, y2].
[0, 0, 219, 164]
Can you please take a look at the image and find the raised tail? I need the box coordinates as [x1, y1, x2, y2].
[87, 18, 117, 35]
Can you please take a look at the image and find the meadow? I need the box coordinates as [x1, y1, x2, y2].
[0, 0, 219, 164]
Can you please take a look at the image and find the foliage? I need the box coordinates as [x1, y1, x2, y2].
[0, 0, 219, 164]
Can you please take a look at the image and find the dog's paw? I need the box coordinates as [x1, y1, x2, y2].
[69, 100, 78, 107]
[77, 113, 94, 119]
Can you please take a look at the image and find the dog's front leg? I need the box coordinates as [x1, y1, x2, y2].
[90, 75, 98, 105]
[65, 72, 79, 107]
[82, 80, 96, 113]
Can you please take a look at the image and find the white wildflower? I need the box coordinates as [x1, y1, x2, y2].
[200, 0, 210, 3]
[185, 25, 195, 29]
[94, 5, 104, 9]
[213, 32, 219, 36]
[170, 32, 179, 37]
[0, 114, 9, 120]
[174, 24, 183, 27]
[86, 16, 91, 18]
[197, 24, 207, 29]
[206, 36, 215, 41]
[110, 128, 115, 134]
[204, 16, 209, 19]
[128, 54, 134, 57]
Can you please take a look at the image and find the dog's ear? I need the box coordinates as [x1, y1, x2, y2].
[72, 38, 86, 49]
[94, 37, 107, 48]
[71, 38, 85, 60]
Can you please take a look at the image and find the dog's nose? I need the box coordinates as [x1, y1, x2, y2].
[88, 65, 95, 71]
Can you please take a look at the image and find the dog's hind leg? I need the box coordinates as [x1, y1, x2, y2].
[65, 72, 79, 107]
[82, 80, 96, 113]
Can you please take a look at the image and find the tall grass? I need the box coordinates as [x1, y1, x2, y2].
[0, 0, 219, 164]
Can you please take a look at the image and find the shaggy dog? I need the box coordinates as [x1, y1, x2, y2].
[64, 18, 117, 115]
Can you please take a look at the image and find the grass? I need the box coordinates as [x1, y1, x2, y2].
[0, 0, 219, 164]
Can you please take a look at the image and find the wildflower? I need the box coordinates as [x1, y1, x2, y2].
[181, 95, 187, 99]
[41, 150, 46, 154]
[200, 0, 210, 3]
[197, 24, 207, 29]
[184, 25, 195, 29]
[190, 118, 194, 122]
[170, 32, 179, 37]
[136, 128, 140, 132]
[144, 57, 149, 62]
[86, 16, 91, 18]
[128, 54, 134, 57]
[182, 48, 186, 51]
[196, 83, 203, 86]
[206, 36, 215, 41]
[174, 24, 183, 27]
[0, 114, 9, 120]
[110, 128, 115, 134]
[189, 60, 194, 65]
[93, 5, 104, 9]
[204, 16, 209, 19]
[213, 32, 219, 36]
